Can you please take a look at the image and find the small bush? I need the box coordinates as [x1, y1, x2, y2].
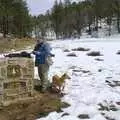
[72, 47, 90, 51]
[95, 58, 104, 61]
[87, 51, 102, 56]
[78, 114, 90, 119]
[67, 53, 77, 57]
[63, 49, 70, 52]
[116, 50, 120, 54]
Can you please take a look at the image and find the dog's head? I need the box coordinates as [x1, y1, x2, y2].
[62, 73, 71, 79]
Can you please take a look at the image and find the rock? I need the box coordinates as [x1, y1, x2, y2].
[87, 51, 102, 56]
[105, 77, 112, 79]
[98, 102, 118, 112]
[113, 81, 120, 86]
[78, 114, 90, 119]
[69, 66, 77, 69]
[72, 47, 90, 51]
[98, 69, 102, 72]
[106, 80, 120, 87]
[81, 70, 90, 73]
[105, 116, 115, 120]
[95, 58, 104, 61]
[67, 53, 77, 57]
[101, 112, 105, 116]
[63, 49, 70, 52]
[109, 105, 118, 111]
[72, 69, 81, 72]
[98, 103, 109, 111]
[116, 50, 120, 54]
[61, 113, 69, 117]
[105, 80, 111, 84]
[116, 102, 120, 105]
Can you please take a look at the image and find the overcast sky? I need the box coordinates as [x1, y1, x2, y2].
[26, 0, 56, 15]
[26, 0, 83, 16]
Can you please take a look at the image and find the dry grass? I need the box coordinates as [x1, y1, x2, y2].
[0, 37, 36, 53]
[0, 91, 70, 120]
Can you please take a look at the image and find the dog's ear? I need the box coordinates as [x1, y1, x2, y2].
[63, 73, 67, 77]
[63, 73, 71, 79]
[63, 73, 67, 76]
[66, 74, 71, 79]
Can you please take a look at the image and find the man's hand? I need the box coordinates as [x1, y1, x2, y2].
[49, 53, 55, 57]
[51, 54, 55, 57]
[32, 51, 41, 55]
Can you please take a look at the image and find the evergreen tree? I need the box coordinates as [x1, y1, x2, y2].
[0, 0, 32, 38]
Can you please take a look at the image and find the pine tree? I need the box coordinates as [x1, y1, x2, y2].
[0, 0, 32, 38]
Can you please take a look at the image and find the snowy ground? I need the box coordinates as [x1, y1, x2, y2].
[37, 38, 120, 120]
[1, 37, 120, 120]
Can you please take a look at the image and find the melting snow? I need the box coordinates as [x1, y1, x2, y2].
[1, 37, 120, 120]
[37, 37, 120, 120]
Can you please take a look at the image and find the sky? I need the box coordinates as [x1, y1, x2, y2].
[26, 0, 82, 16]
[26, 0, 57, 15]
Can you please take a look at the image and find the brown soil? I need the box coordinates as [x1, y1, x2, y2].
[0, 91, 70, 120]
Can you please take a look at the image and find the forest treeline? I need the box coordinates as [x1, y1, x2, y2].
[0, 0, 120, 39]
[49, 0, 120, 38]
[0, 0, 33, 38]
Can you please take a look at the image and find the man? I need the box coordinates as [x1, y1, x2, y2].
[33, 39, 54, 93]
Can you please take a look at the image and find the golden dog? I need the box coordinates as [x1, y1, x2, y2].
[52, 73, 70, 93]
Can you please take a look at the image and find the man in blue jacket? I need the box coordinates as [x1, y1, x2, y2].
[33, 39, 54, 93]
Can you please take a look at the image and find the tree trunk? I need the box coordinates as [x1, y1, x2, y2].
[3, 16, 7, 38]
[117, 15, 120, 33]
[95, 16, 98, 31]
[88, 23, 91, 35]
[108, 24, 111, 36]
[107, 17, 112, 36]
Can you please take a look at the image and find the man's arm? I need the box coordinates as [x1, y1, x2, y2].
[44, 43, 55, 57]
[32, 43, 42, 55]
[32, 43, 55, 57]
[32, 51, 41, 55]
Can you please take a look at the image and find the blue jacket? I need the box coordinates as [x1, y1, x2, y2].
[33, 42, 53, 66]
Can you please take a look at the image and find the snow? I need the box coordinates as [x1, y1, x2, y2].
[37, 36, 120, 120]
[1, 35, 120, 120]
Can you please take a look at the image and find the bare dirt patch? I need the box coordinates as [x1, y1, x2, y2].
[0, 91, 70, 120]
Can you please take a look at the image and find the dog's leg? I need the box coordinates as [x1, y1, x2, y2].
[62, 86, 64, 91]
[61, 82, 65, 91]
[58, 86, 61, 93]
[52, 84, 60, 93]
